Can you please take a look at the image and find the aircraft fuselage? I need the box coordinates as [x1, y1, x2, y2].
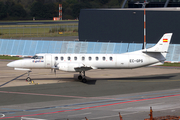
[7, 50, 165, 72]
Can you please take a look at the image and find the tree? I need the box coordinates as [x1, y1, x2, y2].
[30, 1, 44, 18]
[0, 0, 124, 20]
[5, 0, 15, 17]
[97, 0, 109, 5]
[9, 4, 27, 17]
[0, 2, 7, 19]
[43, 3, 56, 19]
[72, 2, 91, 18]
[31, 1, 56, 19]
[107, 0, 121, 7]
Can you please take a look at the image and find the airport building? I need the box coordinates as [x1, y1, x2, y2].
[78, 8, 180, 44]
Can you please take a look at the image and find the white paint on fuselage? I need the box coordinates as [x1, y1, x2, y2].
[11, 49, 165, 72]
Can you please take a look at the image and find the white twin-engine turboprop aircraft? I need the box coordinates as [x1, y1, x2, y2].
[7, 33, 172, 83]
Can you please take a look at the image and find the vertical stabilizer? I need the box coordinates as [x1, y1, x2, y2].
[144, 33, 173, 58]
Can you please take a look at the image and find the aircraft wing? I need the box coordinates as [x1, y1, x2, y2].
[74, 64, 97, 72]
[74, 66, 92, 71]
[52, 62, 97, 72]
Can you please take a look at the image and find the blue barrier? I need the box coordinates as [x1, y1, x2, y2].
[0, 39, 179, 62]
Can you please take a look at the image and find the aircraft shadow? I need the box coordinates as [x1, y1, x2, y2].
[79, 74, 177, 85]
[90, 74, 177, 81]
[103, 75, 174, 80]
[17, 74, 177, 85]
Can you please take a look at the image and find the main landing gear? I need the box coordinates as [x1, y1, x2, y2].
[78, 71, 87, 83]
[26, 71, 32, 82]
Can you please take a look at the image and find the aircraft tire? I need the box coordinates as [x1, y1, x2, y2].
[82, 78, 87, 83]
[78, 75, 83, 80]
[26, 77, 31, 82]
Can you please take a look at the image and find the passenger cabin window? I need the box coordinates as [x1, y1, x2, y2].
[96, 57, 99, 61]
[89, 57, 92, 61]
[103, 57, 106, 61]
[110, 57, 113, 61]
[55, 56, 58, 60]
[61, 56, 64, 61]
[82, 57, 85, 61]
[68, 57, 71, 61]
[74, 56, 77, 61]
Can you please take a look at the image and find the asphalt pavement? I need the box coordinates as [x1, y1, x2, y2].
[0, 60, 180, 120]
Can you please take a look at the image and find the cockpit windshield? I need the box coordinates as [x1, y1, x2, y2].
[31, 55, 44, 59]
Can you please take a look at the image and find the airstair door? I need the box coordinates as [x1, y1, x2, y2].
[45, 54, 52, 68]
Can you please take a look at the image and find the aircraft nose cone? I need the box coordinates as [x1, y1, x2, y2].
[7, 62, 14, 67]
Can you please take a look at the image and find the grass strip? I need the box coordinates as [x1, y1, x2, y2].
[160, 62, 180, 67]
[0, 24, 78, 38]
[0, 55, 22, 60]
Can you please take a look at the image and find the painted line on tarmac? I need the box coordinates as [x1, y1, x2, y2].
[83, 111, 140, 120]
[1, 89, 180, 116]
[0, 91, 120, 100]
[68, 112, 91, 117]
[1, 93, 180, 119]
[0, 73, 26, 87]
[87, 105, 180, 120]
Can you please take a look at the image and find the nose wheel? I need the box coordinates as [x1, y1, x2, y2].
[78, 71, 87, 83]
[26, 77, 31, 82]
[26, 71, 32, 82]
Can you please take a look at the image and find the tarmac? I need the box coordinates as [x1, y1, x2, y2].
[0, 60, 180, 120]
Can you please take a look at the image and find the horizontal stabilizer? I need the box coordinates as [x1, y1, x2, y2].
[142, 50, 168, 53]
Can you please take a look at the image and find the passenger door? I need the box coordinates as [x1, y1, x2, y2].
[45, 54, 52, 68]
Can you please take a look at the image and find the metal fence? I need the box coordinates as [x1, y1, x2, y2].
[0, 39, 180, 62]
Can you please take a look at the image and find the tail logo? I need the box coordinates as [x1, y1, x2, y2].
[163, 39, 168, 43]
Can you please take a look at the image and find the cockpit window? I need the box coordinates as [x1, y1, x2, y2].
[31, 55, 37, 59]
[37, 56, 43, 59]
[31, 55, 43, 59]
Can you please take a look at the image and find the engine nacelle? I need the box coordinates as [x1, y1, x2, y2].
[57, 62, 83, 72]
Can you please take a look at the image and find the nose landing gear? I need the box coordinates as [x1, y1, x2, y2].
[26, 71, 32, 82]
[78, 71, 87, 83]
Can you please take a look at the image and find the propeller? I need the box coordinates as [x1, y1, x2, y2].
[54, 69, 56, 75]
[51, 62, 59, 75]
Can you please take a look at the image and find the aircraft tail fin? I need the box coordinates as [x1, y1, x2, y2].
[143, 33, 173, 58]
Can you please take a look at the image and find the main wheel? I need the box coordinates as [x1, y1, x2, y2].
[78, 75, 83, 80]
[26, 77, 31, 82]
[82, 78, 87, 83]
